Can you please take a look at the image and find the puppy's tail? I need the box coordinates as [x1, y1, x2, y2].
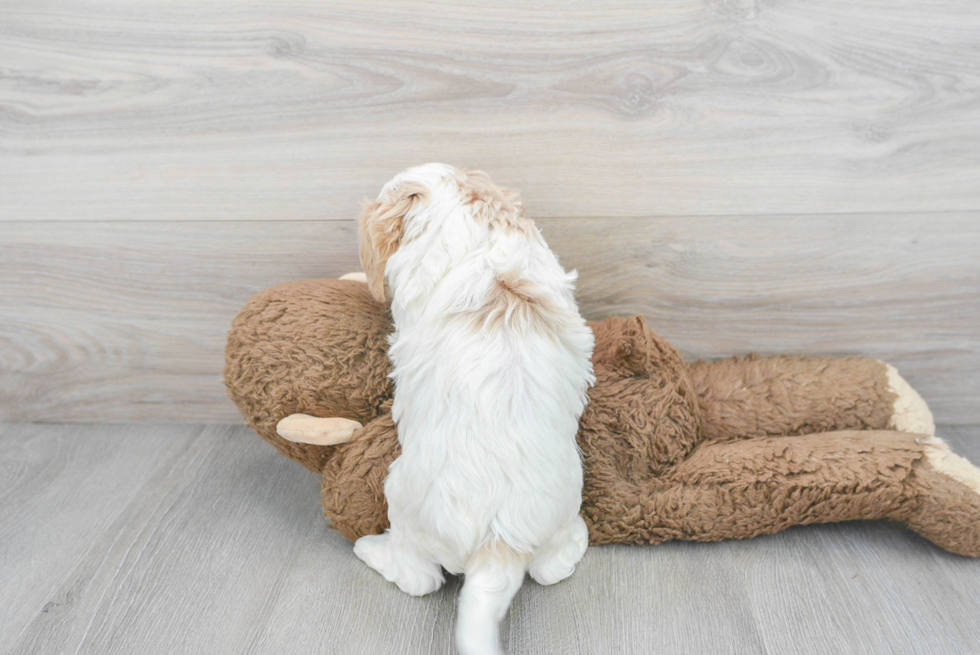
[455, 540, 530, 655]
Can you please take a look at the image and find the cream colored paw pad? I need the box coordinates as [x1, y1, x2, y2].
[885, 364, 935, 436]
[923, 436, 980, 496]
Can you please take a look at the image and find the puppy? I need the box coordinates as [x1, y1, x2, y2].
[353, 163, 595, 655]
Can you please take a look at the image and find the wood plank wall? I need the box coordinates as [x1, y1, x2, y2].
[1, 1, 979, 423]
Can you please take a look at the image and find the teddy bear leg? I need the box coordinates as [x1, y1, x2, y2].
[353, 531, 446, 596]
[634, 429, 980, 556]
[585, 430, 941, 548]
[660, 430, 923, 539]
[528, 514, 589, 586]
[688, 355, 934, 441]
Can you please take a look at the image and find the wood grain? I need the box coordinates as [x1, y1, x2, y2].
[0, 424, 202, 649]
[1, 0, 978, 424]
[1, 0, 979, 221]
[3, 422, 980, 654]
[2, 215, 978, 423]
[4, 424, 324, 655]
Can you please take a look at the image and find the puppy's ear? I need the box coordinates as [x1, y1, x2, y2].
[358, 181, 429, 303]
[461, 170, 533, 235]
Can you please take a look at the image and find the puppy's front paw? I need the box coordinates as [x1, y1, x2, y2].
[354, 533, 445, 596]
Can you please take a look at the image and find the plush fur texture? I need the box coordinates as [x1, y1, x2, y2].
[352, 164, 594, 655]
[225, 278, 980, 560]
[225, 278, 394, 473]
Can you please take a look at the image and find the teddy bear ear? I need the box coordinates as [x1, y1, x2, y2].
[276, 414, 363, 445]
[358, 182, 430, 303]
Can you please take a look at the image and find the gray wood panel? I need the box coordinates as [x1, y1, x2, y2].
[2, 215, 978, 424]
[1, 0, 979, 221]
[2, 422, 979, 655]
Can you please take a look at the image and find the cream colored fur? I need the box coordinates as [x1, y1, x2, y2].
[276, 414, 363, 445]
[884, 363, 935, 436]
[923, 436, 980, 496]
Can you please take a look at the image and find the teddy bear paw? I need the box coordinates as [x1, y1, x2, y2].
[884, 364, 935, 436]
[922, 436, 980, 497]
[276, 414, 363, 445]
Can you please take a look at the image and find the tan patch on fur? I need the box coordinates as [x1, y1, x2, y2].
[359, 181, 430, 302]
[471, 271, 563, 335]
[458, 170, 538, 236]
[466, 538, 533, 570]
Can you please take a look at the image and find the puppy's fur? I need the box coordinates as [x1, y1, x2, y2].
[353, 164, 595, 655]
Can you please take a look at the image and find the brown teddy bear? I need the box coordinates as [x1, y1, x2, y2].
[224, 277, 980, 557]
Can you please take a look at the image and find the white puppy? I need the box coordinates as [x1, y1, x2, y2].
[353, 163, 595, 655]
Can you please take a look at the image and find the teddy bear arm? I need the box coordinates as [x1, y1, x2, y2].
[688, 355, 933, 441]
[320, 412, 400, 542]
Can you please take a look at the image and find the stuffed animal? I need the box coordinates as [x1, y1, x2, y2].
[224, 277, 980, 557]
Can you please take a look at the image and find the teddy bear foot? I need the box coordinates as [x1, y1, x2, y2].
[922, 436, 980, 496]
[339, 271, 368, 283]
[529, 515, 589, 586]
[904, 436, 980, 557]
[885, 364, 935, 436]
[354, 533, 446, 596]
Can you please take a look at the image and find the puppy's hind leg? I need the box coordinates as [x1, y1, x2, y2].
[353, 532, 445, 596]
[456, 541, 530, 655]
[528, 514, 589, 586]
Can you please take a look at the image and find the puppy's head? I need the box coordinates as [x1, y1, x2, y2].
[358, 163, 532, 302]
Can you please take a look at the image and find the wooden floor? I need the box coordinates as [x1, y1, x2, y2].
[3, 422, 979, 655]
